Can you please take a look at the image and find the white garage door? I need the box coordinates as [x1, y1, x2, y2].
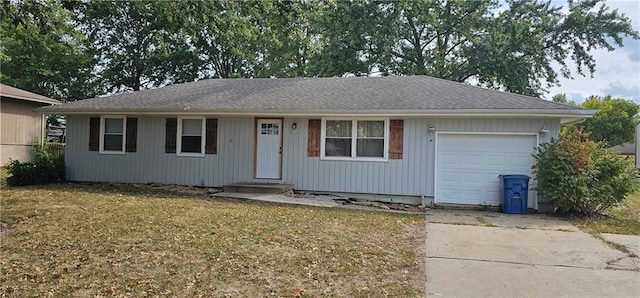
[436, 134, 537, 207]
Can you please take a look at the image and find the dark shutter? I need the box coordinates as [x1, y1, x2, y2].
[165, 118, 177, 153]
[89, 117, 100, 151]
[389, 120, 403, 160]
[205, 118, 218, 155]
[125, 117, 137, 152]
[307, 119, 321, 157]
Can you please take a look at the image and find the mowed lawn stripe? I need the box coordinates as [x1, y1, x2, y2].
[1, 184, 426, 297]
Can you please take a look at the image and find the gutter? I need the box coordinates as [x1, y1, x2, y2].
[36, 108, 597, 118]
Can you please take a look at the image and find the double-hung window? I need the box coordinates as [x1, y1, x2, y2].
[177, 116, 205, 156]
[321, 118, 388, 161]
[100, 116, 126, 154]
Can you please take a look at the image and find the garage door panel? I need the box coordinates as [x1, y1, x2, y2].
[440, 172, 460, 183]
[441, 188, 460, 201]
[464, 154, 483, 166]
[487, 138, 508, 148]
[440, 153, 462, 164]
[485, 190, 501, 204]
[464, 137, 484, 148]
[436, 134, 536, 208]
[440, 136, 461, 148]
[511, 156, 533, 167]
[487, 155, 507, 166]
[463, 172, 484, 184]
[510, 137, 536, 147]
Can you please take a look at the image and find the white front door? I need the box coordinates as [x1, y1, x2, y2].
[256, 119, 282, 179]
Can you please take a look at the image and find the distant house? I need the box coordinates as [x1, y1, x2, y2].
[40, 76, 596, 210]
[607, 143, 635, 156]
[637, 121, 640, 168]
[1, 84, 61, 164]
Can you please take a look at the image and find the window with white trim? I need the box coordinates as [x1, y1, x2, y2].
[100, 116, 126, 154]
[177, 116, 205, 155]
[321, 118, 388, 160]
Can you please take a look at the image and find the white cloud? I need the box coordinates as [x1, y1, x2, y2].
[545, 0, 640, 103]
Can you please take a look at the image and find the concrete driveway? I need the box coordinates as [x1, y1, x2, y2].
[426, 210, 640, 297]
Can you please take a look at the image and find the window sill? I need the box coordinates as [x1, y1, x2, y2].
[177, 153, 205, 157]
[99, 150, 125, 155]
[320, 156, 388, 162]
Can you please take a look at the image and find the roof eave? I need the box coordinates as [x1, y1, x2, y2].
[36, 108, 597, 119]
[2, 95, 61, 105]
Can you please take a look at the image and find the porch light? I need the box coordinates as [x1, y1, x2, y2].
[428, 125, 436, 132]
[540, 127, 550, 134]
[292, 122, 298, 130]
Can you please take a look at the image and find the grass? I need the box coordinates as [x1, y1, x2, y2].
[0, 183, 426, 297]
[0, 166, 8, 188]
[572, 192, 640, 235]
[474, 216, 498, 227]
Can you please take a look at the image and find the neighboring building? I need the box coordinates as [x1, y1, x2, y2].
[40, 76, 595, 210]
[637, 121, 640, 168]
[608, 143, 635, 156]
[1, 84, 60, 164]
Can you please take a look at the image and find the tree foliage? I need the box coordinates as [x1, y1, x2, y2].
[551, 93, 578, 106]
[579, 95, 639, 147]
[310, 0, 639, 96]
[1, 0, 638, 99]
[76, 1, 200, 93]
[0, 0, 98, 101]
[532, 128, 638, 216]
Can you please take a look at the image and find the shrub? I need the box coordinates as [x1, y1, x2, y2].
[532, 128, 638, 216]
[6, 142, 65, 186]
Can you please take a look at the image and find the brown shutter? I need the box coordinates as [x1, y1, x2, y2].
[125, 117, 137, 152]
[89, 117, 100, 151]
[205, 118, 218, 155]
[165, 118, 177, 153]
[389, 120, 403, 159]
[307, 119, 321, 157]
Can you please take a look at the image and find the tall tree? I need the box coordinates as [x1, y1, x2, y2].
[255, 0, 323, 78]
[77, 1, 199, 93]
[309, 0, 639, 96]
[179, 1, 259, 79]
[307, 0, 397, 76]
[0, 0, 98, 101]
[579, 96, 638, 147]
[551, 93, 578, 106]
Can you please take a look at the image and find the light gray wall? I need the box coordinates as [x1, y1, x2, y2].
[282, 117, 559, 197]
[66, 116, 255, 186]
[65, 115, 560, 197]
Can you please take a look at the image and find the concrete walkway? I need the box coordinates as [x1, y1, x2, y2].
[210, 192, 340, 208]
[426, 210, 640, 297]
[209, 191, 425, 214]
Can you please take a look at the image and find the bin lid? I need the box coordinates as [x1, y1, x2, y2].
[500, 174, 531, 180]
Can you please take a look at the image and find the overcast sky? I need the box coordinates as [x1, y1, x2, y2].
[546, 0, 640, 103]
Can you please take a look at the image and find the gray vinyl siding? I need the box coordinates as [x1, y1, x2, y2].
[66, 116, 255, 186]
[282, 117, 559, 197]
[65, 115, 560, 197]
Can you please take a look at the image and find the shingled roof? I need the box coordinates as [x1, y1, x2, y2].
[1, 84, 60, 105]
[39, 76, 594, 120]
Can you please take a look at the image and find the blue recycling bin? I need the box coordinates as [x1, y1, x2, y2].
[500, 175, 530, 214]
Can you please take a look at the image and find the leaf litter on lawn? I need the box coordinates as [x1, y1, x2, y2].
[1, 183, 426, 297]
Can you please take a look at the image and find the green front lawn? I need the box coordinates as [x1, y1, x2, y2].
[573, 192, 640, 235]
[0, 183, 426, 297]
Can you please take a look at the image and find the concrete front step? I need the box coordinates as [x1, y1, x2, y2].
[223, 182, 294, 194]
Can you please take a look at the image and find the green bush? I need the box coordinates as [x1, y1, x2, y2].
[532, 128, 638, 216]
[6, 142, 65, 186]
